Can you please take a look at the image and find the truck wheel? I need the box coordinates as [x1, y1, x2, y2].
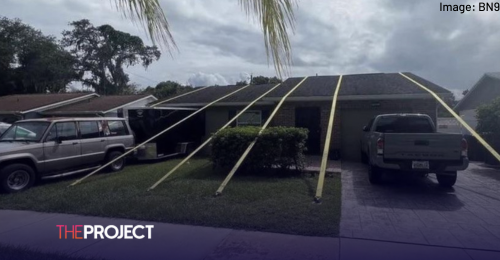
[361, 152, 368, 164]
[369, 165, 382, 184]
[0, 164, 36, 193]
[106, 151, 125, 172]
[437, 172, 457, 187]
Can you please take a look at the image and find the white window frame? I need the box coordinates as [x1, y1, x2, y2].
[236, 110, 262, 126]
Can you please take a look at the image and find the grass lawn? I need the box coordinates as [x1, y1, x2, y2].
[0, 158, 341, 237]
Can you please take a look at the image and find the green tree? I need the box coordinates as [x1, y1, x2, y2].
[62, 19, 161, 95]
[235, 80, 247, 86]
[142, 80, 193, 99]
[113, 0, 296, 76]
[476, 97, 500, 134]
[0, 17, 77, 95]
[250, 75, 282, 85]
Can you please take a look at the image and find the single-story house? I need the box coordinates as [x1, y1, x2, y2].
[155, 72, 452, 161]
[41, 95, 157, 118]
[0, 93, 98, 123]
[454, 72, 500, 133]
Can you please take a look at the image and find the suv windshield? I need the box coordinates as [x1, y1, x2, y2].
[375, 116, 434, 133]
[0, 122, 50, 142]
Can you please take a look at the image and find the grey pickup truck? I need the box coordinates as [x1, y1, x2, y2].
[360, 114, 469, 187]
[0, 118, 135, 193]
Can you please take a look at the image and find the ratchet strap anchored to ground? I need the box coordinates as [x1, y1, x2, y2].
[314, 75, 343, 203]
[400, 72, 500, 164]
[148, 83, 284, 191]
[215, 77, 309, 196]
[69, 84, 252, 187]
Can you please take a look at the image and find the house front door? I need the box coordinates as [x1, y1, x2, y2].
[295, 107, 321, 155]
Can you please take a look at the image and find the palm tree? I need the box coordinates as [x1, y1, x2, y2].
[113, 0, 296, 76]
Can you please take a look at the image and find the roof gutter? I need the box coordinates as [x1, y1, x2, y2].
[21, 93, 99, 114]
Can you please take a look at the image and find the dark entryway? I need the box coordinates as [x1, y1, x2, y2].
[295, 107, 321, 154]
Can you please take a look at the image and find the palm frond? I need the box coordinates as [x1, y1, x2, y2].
[113, 0, 177, 53]
[239, 0, 297, 77]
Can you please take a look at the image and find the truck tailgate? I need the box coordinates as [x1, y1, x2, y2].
[384, 133, 462, 160]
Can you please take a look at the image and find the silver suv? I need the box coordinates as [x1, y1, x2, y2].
[0, 118, 135, 193]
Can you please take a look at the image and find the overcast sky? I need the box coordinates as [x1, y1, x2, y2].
[3, 0, 499, 98]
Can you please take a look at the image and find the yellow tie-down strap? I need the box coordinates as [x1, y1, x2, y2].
[315, 75, 343, 203]
[69, 84, 252, 187]
[215, 77, 309, 196]
[399, 72, 500, 163]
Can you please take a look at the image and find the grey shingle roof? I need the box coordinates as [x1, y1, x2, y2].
[43, 95, 153, 114]
[157, 73, 451, 106]
[455, 73, 500, 111]
[0, 93, 96, 113]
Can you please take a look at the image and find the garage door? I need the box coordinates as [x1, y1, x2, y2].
[340, 109, 405, 161]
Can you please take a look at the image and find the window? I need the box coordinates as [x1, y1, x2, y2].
[0, 122, 49, 142]
[375, 117, 434, 133]
[46, 122, 78, 142]
[103, 120, 128, 136]
[236, 110, 262, 126]
[79, 121, 100, 139]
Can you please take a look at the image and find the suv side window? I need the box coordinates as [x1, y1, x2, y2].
[46, 122, 78, 142]
[107, 121, 128, 136]
[79, 121, 100, 139]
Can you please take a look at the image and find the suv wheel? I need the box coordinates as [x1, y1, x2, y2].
[437, 172, 457, 187]
[0, 164, 35, 193]
[369, 165, 383, 184]
[106, 151, 125, 172]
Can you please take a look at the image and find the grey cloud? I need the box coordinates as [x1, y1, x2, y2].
[2, 0, 500, 92]
[369, 0, 500, 90]
[187, 72, 229, 87]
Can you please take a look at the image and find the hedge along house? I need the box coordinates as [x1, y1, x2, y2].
[156, 73, 452, 161]
[40, 94, 157, 118]
[0, 93, 98, 123]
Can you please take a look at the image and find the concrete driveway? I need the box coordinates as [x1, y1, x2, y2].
[340, 162, 500, 251]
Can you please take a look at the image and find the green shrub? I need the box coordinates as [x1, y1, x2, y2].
[211, 126, 308, 172]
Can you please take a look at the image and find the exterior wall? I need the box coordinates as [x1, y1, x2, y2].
[271, 101, 339, 154]
[271, 98, 438, 156]
[459, 109, 477, 134]
[200, 98, 438, 158]
[104, 111, 119, 118]
[201, 105, 272, 154]
[23, 112, 41, 119]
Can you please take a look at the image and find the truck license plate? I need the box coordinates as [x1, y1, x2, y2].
[412, 161, 429, 169]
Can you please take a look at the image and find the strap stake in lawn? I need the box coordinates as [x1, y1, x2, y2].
[399, 72, 500, 164]
[148, 83, 284, 191]
[69, 84, 252, 187]
[215, 77, 309, 196]
[314, 75, 343, 203]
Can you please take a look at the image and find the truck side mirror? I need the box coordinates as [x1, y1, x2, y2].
[363, 126, 369, 132]
[55, 136, 63, 144]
